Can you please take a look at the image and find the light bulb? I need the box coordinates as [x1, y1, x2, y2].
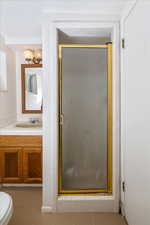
[24, 49, 34, 63]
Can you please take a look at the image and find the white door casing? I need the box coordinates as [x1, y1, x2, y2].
[42, 14, 120, 213]
[120, 0, 138, 216]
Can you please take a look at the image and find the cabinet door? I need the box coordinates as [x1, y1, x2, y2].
[23, 147, 42, 183]
[0, 147, 23, 183]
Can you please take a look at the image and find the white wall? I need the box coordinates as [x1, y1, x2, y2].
[15, 50, 42, 121]
[0, 0, 126, 44]
[122, 2, 150, 225]
[0, 35, 16, 127]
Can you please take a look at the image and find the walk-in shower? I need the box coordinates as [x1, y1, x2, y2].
[58, 44, 112, 194]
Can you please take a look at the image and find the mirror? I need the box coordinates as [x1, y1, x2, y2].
[21, 64, 42, 113]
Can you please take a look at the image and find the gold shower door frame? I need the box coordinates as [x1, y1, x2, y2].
[58, 44, 112, 195]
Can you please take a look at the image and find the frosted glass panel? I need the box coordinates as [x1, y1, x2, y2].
[61, 47, 108, 191]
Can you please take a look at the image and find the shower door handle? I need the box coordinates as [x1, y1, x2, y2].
[60, 114, 64, 125]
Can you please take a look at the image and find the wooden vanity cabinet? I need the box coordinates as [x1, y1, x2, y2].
[0, 136, 42, 184]
[23, 147, 42, 183]
[0, 147, 23, 183]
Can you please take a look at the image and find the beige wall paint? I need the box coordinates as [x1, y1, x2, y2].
[0, 35, 16, 127]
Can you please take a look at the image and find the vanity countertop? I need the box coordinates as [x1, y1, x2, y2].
[0, 123, 43, 136]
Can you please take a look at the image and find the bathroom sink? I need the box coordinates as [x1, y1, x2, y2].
[15, 121, 42, 128]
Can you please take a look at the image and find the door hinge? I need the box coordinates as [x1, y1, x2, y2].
[60, 114, 64, 125]
[122, 181, 126, 192]
[122, 39, 125, 49]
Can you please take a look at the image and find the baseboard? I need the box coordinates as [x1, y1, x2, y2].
[41, 206, 53, 213]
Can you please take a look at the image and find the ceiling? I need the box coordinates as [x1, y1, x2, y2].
[0, 0, 134, 45]
[0, 0, 133, 3]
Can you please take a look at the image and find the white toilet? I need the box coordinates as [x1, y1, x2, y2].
[0, 192, 13, 225]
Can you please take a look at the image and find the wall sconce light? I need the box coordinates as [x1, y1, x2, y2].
[33, 49, 42, 64]
[24, 49, 34, 63]
[24, 49, 42, 64]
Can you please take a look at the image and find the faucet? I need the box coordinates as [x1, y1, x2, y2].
[29, 118, 41, 124]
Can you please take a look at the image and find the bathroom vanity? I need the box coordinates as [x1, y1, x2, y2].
[0, 63, 43, 185]
[0, 125, 42, 184]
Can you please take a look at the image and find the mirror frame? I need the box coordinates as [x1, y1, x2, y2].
[21, 64, 42, 114]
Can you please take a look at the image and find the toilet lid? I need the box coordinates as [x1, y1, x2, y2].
[0, 192, 12, 222]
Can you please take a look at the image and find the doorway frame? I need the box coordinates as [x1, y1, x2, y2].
[42, 15, 120, 213]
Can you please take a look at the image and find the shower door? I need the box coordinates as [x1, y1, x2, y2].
[58, 44, 112, 194]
